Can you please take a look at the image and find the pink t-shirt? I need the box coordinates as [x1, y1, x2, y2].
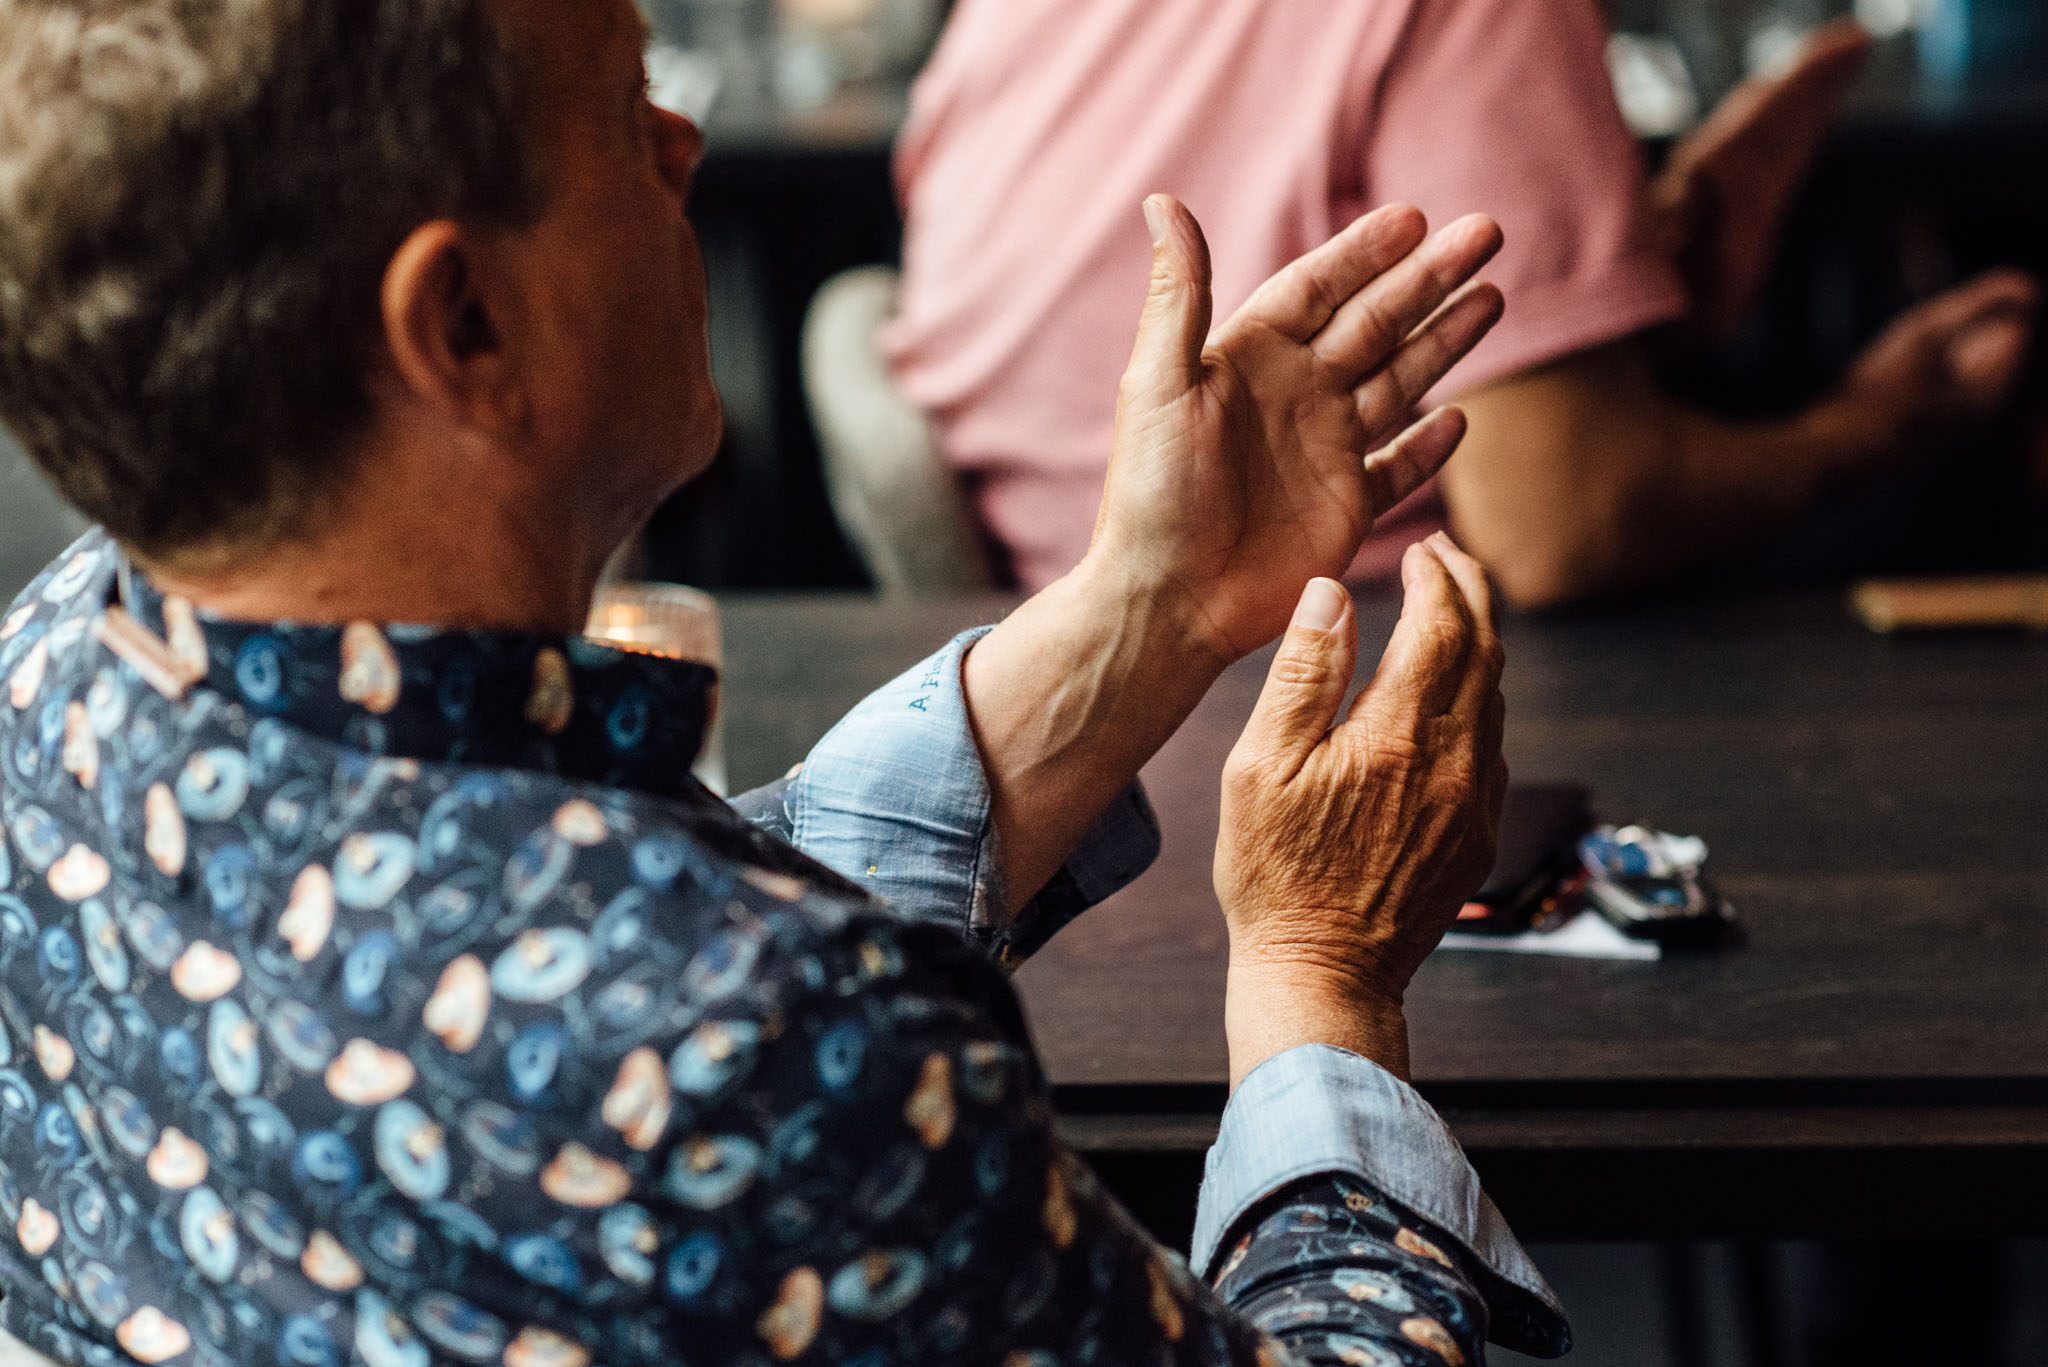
[883, 0, 1688, 590]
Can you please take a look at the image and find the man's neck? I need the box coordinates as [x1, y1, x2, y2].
[143, 485, 624, 638]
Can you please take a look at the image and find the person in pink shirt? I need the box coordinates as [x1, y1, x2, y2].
[884, 0, 2038, 603]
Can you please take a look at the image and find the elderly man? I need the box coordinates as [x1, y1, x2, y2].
[0, 2, 1562, 1365]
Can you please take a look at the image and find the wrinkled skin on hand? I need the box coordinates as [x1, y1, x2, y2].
[1085, 197, 1504, 668]
[1215, 535, 1507, 1030]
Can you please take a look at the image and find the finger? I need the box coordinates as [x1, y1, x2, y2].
[1666, 16, 1870, 187]
[1234, 579, 1359, 776]
[1349, 540, 1473, 732]
[1230, 204, 1427, 344]
[1786, 16, 1874, 82]
[1426, 531, 1498, 648]
[1907, 267, 2040, 337]
[1123, 194, 1215, 396]
[1360, 406, 1466, 518]
[1877, 269, 2040, 388]
[1315, 215, 1503, 381]
[1426, 532, 1505, 727]
[1948, 313, 2035, 400]
[1753, 16, 1872, 110]
[1352, 281, 1504, 439]
[1661, 19, 1871, 334]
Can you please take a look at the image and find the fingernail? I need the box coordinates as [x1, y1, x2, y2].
[1294, 577, 1348, 632]
[1143, 196, 1169, 247]
[1426, 530, 1455, 556]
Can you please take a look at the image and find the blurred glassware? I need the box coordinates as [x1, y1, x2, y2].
[1608, 31, 1704, 136]
[1607, 0, 1892, 118]
[1854, 0, 1939, 40]
[1746, 15, 1815, 76]
[645, 42, 725, 123]
[773, 0, 944, 109]
[641, 0, 769, 50]
[1919, 0, 2048, 80]
[587, 583, 729, 796]
[637, 0, 942, 117]
[639, 0, 775, 118]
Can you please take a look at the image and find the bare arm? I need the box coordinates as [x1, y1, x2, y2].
[1446, 269, 2038, 609]
[1444, 340, 1848, 607]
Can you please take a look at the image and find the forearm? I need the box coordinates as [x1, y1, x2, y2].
[962, 555, 1227, 914]
[1446, 341, 1884, 607]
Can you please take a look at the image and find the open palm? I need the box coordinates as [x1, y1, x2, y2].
[1088, 197, 1504, 664]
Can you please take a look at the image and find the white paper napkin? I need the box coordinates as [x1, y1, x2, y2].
[1441, 909, 1662, 961]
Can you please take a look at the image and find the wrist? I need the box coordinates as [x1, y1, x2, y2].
[1224, 944, 1411, 1087]
[959, 548, 1232, 916]
[1798, 381, 1910, 485]
[1067, 546, 1240, 679]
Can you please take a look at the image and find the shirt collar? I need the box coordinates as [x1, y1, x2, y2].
[108, 554, 716, 801]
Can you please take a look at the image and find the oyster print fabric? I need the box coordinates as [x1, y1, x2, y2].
[0, 531, 1554, 1367]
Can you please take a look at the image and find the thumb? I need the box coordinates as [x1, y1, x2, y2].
[1125, 194, 1215, 397]
[1948, 316, 2033, 405]
[1945, 301, 2037, 406]
[1234, 579, 1357, 776]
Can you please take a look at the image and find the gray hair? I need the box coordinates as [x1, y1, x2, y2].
[0, 0, 538, 565]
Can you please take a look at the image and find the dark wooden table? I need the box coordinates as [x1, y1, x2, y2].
[720, 591, 2048, 1241]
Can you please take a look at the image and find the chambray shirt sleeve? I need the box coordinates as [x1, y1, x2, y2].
[730, 627, 1160, 966]
[1193, 1043, 1571, 1356]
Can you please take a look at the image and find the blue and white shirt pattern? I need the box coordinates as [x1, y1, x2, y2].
[0, 532, 1566, 1367]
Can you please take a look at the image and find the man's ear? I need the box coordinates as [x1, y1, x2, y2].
[378, 221, 527, 436]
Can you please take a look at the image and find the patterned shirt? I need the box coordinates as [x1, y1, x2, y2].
[0, 531, 1567, 1367]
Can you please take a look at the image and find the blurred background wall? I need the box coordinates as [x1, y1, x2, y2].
[0, 427, 86, 601]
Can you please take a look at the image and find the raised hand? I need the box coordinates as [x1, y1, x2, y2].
[1086, 197, 1503, 668]
[1213, 534, 1506, 1084]
[1649, 17, 1872, 337]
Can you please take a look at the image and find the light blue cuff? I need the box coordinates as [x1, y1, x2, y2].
[778, 628, 1158, 964]
[1192, 1043, 1563, 1321]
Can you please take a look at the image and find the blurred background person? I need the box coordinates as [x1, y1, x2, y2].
[883, 0, 2038, 605]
